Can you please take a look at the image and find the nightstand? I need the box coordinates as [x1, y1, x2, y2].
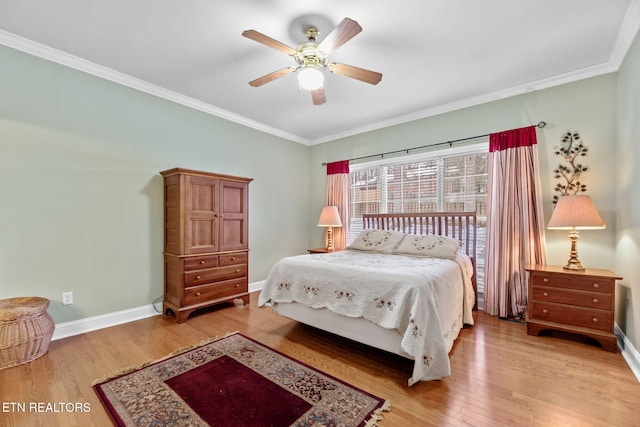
[525, 264, 622, 352]
[308, 248, 334, 254]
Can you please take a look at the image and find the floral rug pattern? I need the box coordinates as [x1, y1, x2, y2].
[93, 333, 389, 426]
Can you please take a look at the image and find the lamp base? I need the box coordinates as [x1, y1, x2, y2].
[325, 226, 335, 252]
[563, 229, 585, 271]
[563, 262, 585, 271]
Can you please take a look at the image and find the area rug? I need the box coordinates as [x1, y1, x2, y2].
[93, 333, 390, 426]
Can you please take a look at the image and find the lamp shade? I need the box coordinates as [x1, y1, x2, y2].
[548, 195, 605, 230]
[317, 206, 342, 227]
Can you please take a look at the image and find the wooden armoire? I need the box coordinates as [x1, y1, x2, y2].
[160, 168, 252, 323]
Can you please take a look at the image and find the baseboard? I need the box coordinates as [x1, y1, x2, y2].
[52, 281, 267, 341]
[616, 323, 640, 383]
[51, 304, 161, 341]
[249, 280, 264, 293]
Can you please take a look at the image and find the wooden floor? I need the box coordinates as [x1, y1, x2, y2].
[1, 292, 639, 427]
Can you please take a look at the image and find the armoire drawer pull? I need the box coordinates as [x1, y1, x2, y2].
[542, 309, 548, 314]
[593, 298, 599, 303]
[200, 260, 205, 264]
[542, 278, 549, 283]
[592, 317, 599, 323]
[196, 292, 201, 296]
[235, 283, 240, 288]
[542, 292, 549, 297]
[592, 283, 600, 288]
[196, 275, 201, 280]
[235, 269, 240, 273]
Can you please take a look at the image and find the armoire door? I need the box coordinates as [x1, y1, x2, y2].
[218, 179, 248, 252]
[184, 175, 219, 254]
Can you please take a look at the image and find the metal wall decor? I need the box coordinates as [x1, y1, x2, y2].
[553, 130, 589, 205]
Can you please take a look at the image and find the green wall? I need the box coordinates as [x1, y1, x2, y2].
[0, 45, 311, 323]
[616, 28, 640, 351]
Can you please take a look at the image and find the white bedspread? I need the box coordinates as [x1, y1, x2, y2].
[258, 250, 475, 385]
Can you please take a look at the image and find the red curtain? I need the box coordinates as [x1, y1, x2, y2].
[489, 126, 539, 152]
[325, 160, 350, 251]
[485, 126, 547, 317]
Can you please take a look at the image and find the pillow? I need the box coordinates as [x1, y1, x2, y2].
[347, 229, 405, 253]
[394, 233, 460, 259]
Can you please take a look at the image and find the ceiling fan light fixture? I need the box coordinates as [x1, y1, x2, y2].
[298, 67, 324, 91]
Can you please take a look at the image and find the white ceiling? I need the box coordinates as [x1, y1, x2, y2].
[1, 1, 639, 145]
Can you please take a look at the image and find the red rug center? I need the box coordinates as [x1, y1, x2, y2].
[165, 355, 312, 426]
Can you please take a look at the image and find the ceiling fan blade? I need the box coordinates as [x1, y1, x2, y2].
[311, 89, 327, 105]
[249, 67, 297, 87]
[328, 63, 382, 85]
[242, 30, 296, 56]
[317, 18, 362, 55]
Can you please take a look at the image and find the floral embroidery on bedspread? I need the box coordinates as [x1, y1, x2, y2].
[373, 297, 396, 311]
[422, 355, 433, 366]
[335, 290, 355, 301]
[304, 286, 320, 295]
[409, 319, 423, 338]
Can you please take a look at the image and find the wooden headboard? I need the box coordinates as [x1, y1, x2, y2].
[362, 211, 478, 308]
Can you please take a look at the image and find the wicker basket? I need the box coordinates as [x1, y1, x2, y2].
[0, 297, 55, 369]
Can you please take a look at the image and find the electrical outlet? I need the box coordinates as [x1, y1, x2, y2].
[62, 292, 73, 306]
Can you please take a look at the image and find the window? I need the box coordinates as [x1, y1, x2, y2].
[349, 143, 488, 293]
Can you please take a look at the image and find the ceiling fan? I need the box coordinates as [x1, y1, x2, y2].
[242, 17, 382, 105]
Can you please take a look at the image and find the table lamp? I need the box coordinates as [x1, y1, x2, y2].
[547, 195, 605, 270]
[317, 206, 342, 252]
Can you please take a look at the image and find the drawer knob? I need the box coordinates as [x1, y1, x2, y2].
[200, 260, 205, 264]
[235, 283, 240, 288]
[232, 256, 236, 260]
[542, 278, 549, 283]
[593, 298, 599, 303]
[196, 292, 201, 296]
[542, 309, 548, 314]
[196, 275, 201, 280]
[592, 283, 600, 289]
[592, 317, 598, 323]
[235, 269, 240, 273]
[542, 292, 549, 297]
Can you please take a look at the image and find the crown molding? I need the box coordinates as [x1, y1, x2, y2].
[610, 0, 640, 67]
[0, 30, 310, 146]
[309, 61, 617, 145]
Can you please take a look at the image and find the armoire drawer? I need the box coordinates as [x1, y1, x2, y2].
[530, 286, 612, 310]
[183, 255, 219, 271]
[529, 302, 612, 332]
[219, 252, 248, 266]
[184, 264, 247, 287]
[184, 278, 248, 306]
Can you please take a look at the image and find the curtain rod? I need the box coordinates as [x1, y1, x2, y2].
[321, 121, 547, 166]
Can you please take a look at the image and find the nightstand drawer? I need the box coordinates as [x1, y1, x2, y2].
[530, 302, 612, 332]
[529, 272, 613, 294]
[531, 286, 612, 309]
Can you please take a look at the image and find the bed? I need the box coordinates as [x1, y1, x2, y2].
[258, 212, 477, 386]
